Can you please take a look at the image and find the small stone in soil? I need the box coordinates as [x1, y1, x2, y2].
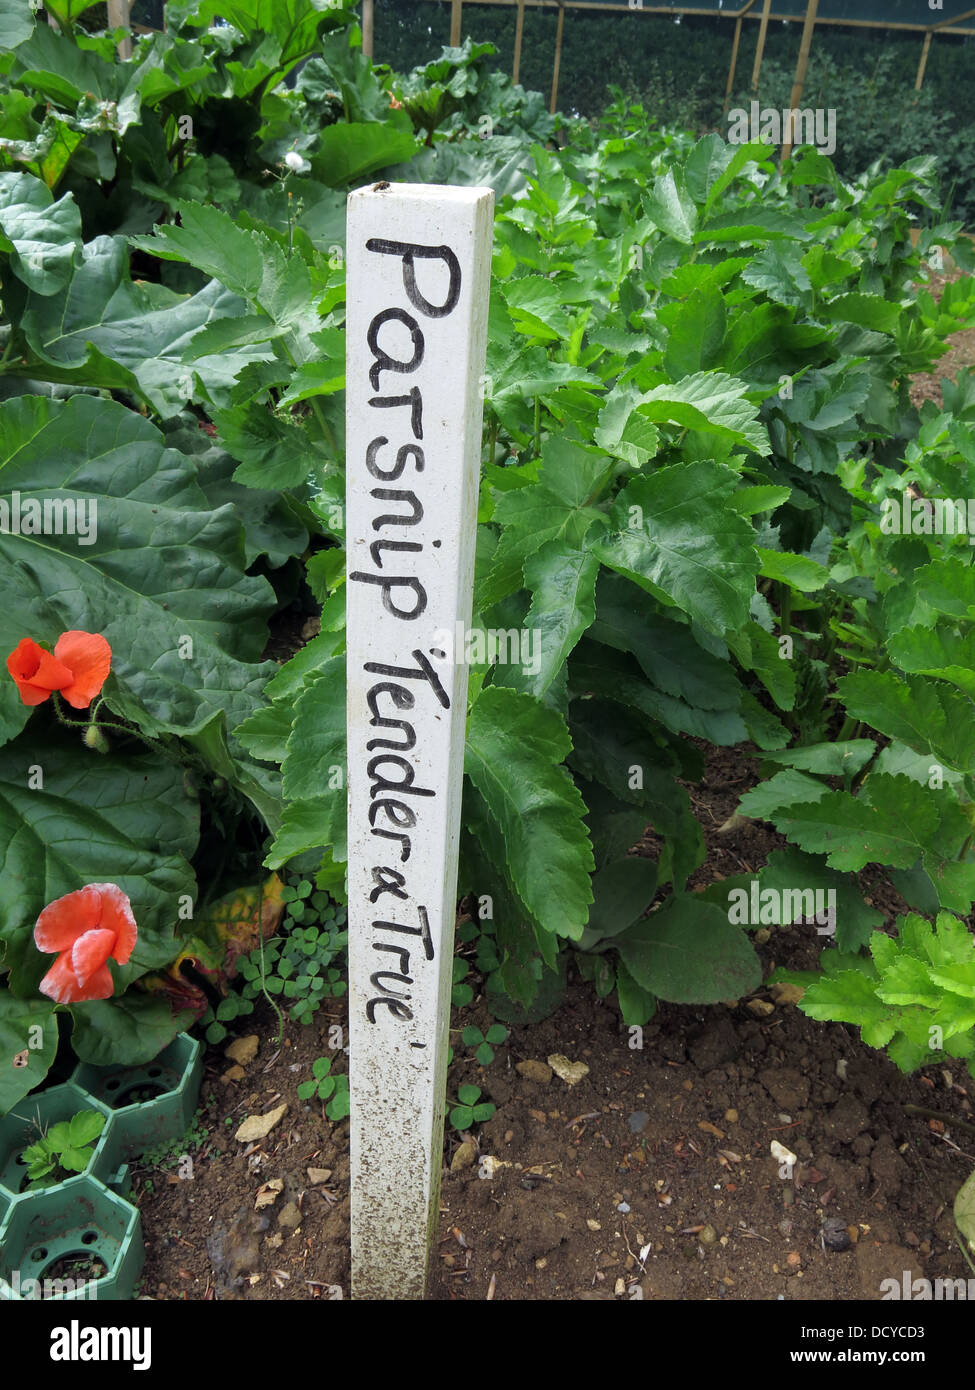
[450, 1139, 477, 1172]
[516, 1060, 553, 1084]
[235, 1103, 287, 1143]
[547, 1054, 589, 1086]
[821, 1217, 852, 1252]
[277, 1201, 301, 1229]
[225, 1035, 259, 1066]
[629, 1111, 650, 1133]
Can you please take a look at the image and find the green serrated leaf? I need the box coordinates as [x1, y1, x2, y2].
[592, 462, 759, 636]
[466, 686, 594, 939]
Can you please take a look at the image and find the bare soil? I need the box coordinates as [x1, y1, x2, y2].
[908, 258, 975, 410]
[132, 742, 974, 1303]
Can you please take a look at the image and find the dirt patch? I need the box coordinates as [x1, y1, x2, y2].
[909, 259, 975, 410]
[133, 741, 975, 1303]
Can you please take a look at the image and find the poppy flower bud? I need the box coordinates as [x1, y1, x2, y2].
[83, 724, 110, 754]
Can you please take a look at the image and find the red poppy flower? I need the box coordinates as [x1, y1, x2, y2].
[34, 884, 138, 1004]
[6, 631, 111, 710]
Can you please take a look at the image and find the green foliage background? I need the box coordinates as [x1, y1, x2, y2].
[1, 0, 974, 1114]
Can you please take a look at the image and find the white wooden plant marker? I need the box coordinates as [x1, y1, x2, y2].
[345, 182, 494, 1299]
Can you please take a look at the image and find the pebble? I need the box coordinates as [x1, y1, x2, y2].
[746, 999, 775, 1017]
[277, 1201, 301, 1229]
[225, 1034, 259, 1066]
[724, 1108, 739, 1124]
[700, 1225, 717, 1245]
[587, 1218, 601, 1232]
[306, 1167, 332, 1185]
[548, 1054, 589, 1086]
[235, 1103, 287, 1143]
[617, 1202, 631, 1214]
[628, 1111, 650, 1133]
[450, 1139, 477, 1172]
[821, 1218, 851, 1252]
[516, 1060, 553, 1084]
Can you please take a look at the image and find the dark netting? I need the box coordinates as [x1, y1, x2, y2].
[374, 0, 973, 221]
[551, 0, 974, 21]
[130, 0, 165, 26]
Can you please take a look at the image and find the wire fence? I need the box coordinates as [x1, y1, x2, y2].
[368, 0, 975, 116]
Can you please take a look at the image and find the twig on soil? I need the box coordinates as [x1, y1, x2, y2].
[903, 1104, 975, 1138]
[486, 1273, 496, 1300]
[620, 1224, 648, 1274]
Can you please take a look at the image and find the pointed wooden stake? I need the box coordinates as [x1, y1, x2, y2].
[345, 182, 494, 1300]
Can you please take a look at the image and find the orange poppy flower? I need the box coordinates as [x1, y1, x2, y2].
[34, 884, 138, 1004]
[6, 631, 111, 710]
